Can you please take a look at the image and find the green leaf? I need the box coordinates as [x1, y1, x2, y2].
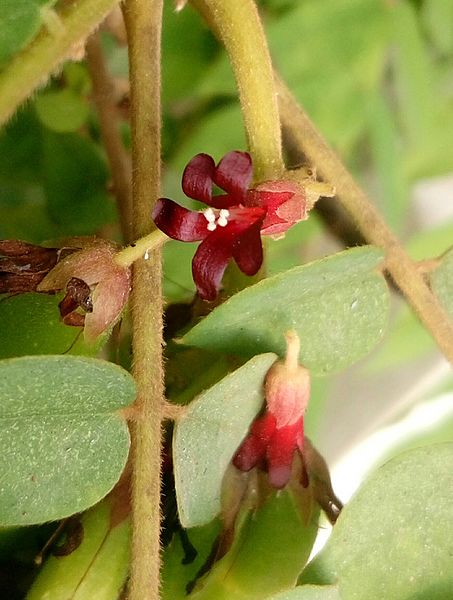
[268, 585, 341, 600]
[162, 520, 221, 600]
[35, 89, 89, 133]
[173, 353, 277, 528]
[422, 0, 453, 56]
[367, 92, 408, 232]
[430, 247, 453, 318]
[42, 132, 116, 235]
[0, 355, 135, 526]
[0, 1, 57, 67]
[392, 2, 436, 155]
[300, 444, 453, 599]
[182, 247, 389, 375]
[0, 293, 96, 359]
[190, 491, 319, 600]
[172, 104, 245, 175]
[26, 497, 130, 600]
[162, 1, 216, 104]
[406, 221, 453, 262]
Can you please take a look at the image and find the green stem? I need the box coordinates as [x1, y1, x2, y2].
[123, 0, 164, 598]
[0, 0, 120, 126]
[114, 229, 168, 268]
[276, 76, 453, 365]
[192, 0, 283, 181]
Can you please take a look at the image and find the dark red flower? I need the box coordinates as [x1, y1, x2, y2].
[152, 151, 308, 300]
[233, 331, 310, 489]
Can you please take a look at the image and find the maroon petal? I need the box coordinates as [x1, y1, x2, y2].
[205, 194, 239, 210]
[191, 207, 265, 300]
[182, 153, 216, 204]
[152, 199, 210, 242]
[266, 418, 302, 489]
[232, 218, 264, 276]
[214, 151, 252, 202]
[233, 412, 277, 472]
[191, 231, 233, 301]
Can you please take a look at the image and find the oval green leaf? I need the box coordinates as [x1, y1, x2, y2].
[182, 247, 388, 375]
[27, 497, 130, 600]
[0, 355, 135, 526]
[35, 89, 89, 133]
[173, 353, 277, 528]
[0, 1, 57, 67]
[190, 491, 320, 600]
[300, 443, 453, 599]
[269, 585, 341, 600]
[0, 293, 95, 358]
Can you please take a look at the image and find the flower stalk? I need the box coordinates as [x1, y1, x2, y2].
[123, 1, 164, 599]
[114, 229, 168, 268]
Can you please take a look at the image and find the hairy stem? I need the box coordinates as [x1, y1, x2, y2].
[0, 0, 121, 126]
[114, 230, 168, 268]
[123, 0, 164, 598]
[86, 33, 133, 242]
[192, 0, 283, 181]
[277, 76, 453, 364]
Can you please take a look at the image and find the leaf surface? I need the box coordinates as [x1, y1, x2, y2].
[182, 247, 388, 375]
[173, 353, 276, 528]
[300, 444, 453, 599]
[0, 355, 134, 525]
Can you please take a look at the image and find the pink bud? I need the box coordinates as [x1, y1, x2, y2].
[265, 330, 310, 428]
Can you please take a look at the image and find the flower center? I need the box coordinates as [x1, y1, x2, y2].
[203, 208, 230, 231]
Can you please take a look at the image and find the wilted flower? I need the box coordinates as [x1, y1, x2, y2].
[37, 238, 131, 342]
[152, 151, 319, 300]
[0, 240, 60, 293]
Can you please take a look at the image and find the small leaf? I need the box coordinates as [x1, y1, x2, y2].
[0, 355, 135, 526]
[42, 132, 116, 235]
[162, 520, 221, 600]
[173, 353, 277, 528]
[26, 497, 130, 600]
[191, 491, 319, 600]
[182, 247, 389, 375]
[300, 444, 453, 599]
[0, 293, 96, 359]
[0, 1, 57, 67]
[422, 0, 453, 56]
[268, 585, 341, 600]
[35, 89, 89, 133]
[430, 246, 453, 318]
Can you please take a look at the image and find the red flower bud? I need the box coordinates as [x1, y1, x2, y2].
[233, 331, 310, 489]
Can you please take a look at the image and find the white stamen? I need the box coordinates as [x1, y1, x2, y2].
[207, 222, 217, 231]
[144, 249, 150, 260]
[203, 208, 216, 222]
[217, 209, 230, 227]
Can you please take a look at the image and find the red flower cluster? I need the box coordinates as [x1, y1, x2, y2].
[152, 151, 307, 300]
[233, 331, 310, 489]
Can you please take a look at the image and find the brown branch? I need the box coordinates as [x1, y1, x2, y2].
[123, 0, 164, 598]
[276, 75, 453, 364]
[86, 33, 133, 242]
